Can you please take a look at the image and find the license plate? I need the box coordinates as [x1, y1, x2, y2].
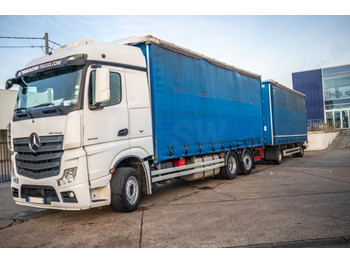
[28, 196, 45, 204]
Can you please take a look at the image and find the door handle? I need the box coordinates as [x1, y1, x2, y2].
[118, 128, 129, 136]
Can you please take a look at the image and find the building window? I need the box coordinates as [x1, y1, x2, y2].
[323, 72, 350, 101]
[326, 111, 334, 126]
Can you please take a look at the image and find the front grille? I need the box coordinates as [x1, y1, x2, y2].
[14, 135, 63, 179]
[21, 185, 59, 202]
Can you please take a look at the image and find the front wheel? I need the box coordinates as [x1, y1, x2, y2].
[110, 167, 141, 212]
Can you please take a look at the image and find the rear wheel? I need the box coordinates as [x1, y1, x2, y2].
[110, 167, 141, 212]
[273, 147, 283, 165]
[295, 145, 304, 157]
[219, 151, 239, 179]
[241, 149, 254, 175]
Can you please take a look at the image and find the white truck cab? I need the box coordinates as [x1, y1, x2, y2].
[7, 39, 154, 211]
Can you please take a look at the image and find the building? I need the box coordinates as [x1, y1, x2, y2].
[0, 89, 17, 141]
[292, 64, 350, 129]
[0, 89, 17, 182]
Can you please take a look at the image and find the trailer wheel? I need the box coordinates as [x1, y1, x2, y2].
[294, 145, 304, 157]
[273, 147, 283, 165]
[220, 151, 239, 179]
[110, 167, 141, 212]
[241, 149, 254, 175]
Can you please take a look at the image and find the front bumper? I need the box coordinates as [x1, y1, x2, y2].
[12, 182, 90, 210]
[11, 147, 91, 210]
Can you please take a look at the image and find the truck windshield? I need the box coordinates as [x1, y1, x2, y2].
[15, 66, 83, 110]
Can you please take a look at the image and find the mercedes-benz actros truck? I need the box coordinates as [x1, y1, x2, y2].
[5, 36, 307, 212]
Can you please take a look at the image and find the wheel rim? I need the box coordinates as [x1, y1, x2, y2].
[125, 176, 139, 205]
[243, 154, 252, 170]
[278, 150, 282, 162]
[228, 156, 237, 174]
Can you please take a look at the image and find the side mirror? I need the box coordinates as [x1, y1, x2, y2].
[5, 79, 14, 90]
[94, 68, 110, 104]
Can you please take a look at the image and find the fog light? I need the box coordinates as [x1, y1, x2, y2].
[68, 191, 75, 198]
[58, 167, 77, 186]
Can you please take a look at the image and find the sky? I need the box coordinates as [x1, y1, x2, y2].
[0, 15, 350, 90]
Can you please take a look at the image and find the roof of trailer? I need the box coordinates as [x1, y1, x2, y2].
[118, 35, 262, 80]
[262, 79, 306, 97]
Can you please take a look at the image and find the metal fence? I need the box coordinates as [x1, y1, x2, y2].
[0, 142, 12, 183]
[307, 119, 325, 128]
[306, 119, 337, 132]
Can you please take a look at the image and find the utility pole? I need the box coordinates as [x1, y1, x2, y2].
[44, 33, 49, 55]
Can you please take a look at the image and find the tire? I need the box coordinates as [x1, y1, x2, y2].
[273, 147, 283, 165]
[219, 151, 239, 179]
[110, 167, 141, 212]
[295, 145, 304, 157]
[241, 149, 254, 175]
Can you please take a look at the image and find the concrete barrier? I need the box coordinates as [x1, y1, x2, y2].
[306, 131, 339, 151]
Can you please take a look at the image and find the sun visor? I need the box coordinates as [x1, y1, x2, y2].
[15, 54, 87, 78]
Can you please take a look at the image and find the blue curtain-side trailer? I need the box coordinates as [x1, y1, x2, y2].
[260, 80, 307, 164]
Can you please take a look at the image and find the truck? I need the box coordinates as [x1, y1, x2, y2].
[5, 35, 307, 212]
[260, 80, 307, 164]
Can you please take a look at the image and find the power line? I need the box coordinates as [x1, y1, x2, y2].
[0, 36, 44, 40]
[0, 34, 62, 53]
[0, 36, 61, 46]
[0, 45, 45, 48]
[48, 39, 61, 47]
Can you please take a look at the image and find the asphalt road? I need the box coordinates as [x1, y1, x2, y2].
[0, 133, 349, 248]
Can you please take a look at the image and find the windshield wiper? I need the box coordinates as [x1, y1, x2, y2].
[14, 107, 27, 112]
[14, 107, 34, 119]
[32, 103, 64, 115]
[32, 103, 55, 108]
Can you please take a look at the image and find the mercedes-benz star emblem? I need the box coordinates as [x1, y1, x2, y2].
[28, 133, 41, 153]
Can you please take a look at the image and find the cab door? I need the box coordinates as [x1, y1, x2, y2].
[83, 65, 130, 181]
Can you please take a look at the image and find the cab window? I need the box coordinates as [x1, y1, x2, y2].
[89, 71, 121, 107]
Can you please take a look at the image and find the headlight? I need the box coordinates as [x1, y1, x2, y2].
[58, 167, 77, 186]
